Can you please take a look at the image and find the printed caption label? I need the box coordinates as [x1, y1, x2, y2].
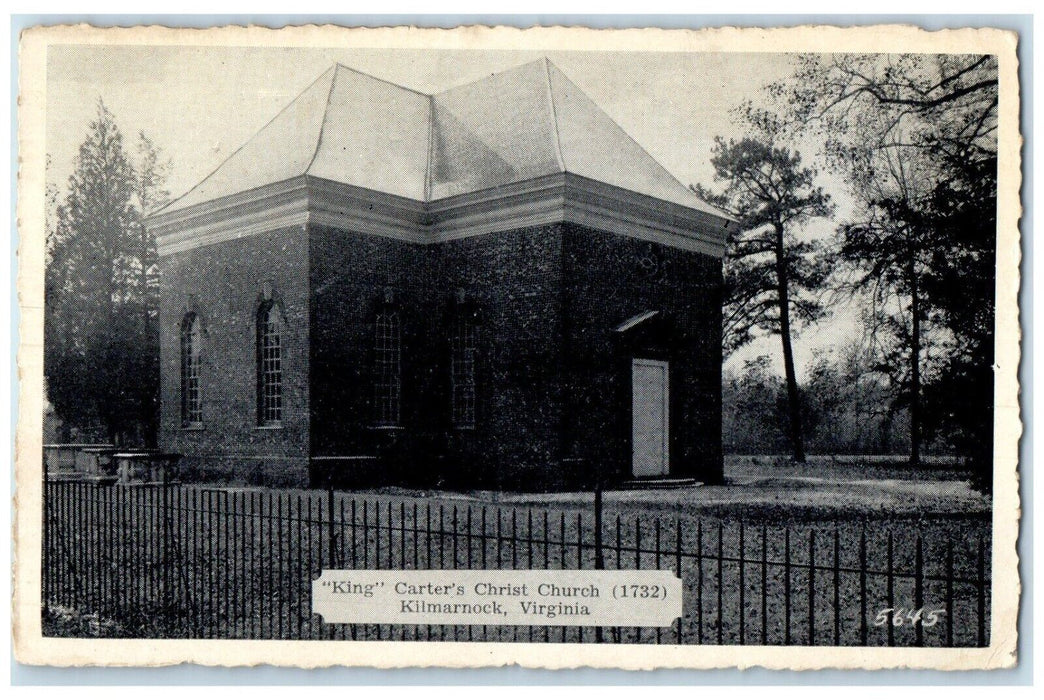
[313, 570, 682, 627]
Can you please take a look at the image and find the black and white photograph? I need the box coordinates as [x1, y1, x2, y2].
[13, 23, 1021, 670]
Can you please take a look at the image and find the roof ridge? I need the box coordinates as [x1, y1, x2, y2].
[432, 57, 552, 97]
[305, 64, 341, 175]
[156, 65, 336, 215]
[546, 62, 717, 210]
[333, 62, 430, 96]
[424, 94, 434, 202]
[542, 58, 565, 172]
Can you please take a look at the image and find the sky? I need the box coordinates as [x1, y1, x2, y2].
[44, 45, 861, 378]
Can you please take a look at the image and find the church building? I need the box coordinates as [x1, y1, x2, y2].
[147, 59, 732, 490]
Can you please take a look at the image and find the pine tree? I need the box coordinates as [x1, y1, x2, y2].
[44, 100, 170, 445]
[697, 137, 833, 463]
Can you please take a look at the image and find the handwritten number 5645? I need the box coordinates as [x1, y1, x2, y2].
[874, 607, 947, 627]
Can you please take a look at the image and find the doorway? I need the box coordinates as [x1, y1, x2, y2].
[631, 358, 669, 477]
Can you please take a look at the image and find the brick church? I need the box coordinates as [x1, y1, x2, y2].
[147, 59, 732, 490]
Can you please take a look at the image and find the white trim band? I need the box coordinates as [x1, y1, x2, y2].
[151, 174, 729, 258]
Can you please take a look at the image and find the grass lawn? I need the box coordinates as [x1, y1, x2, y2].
[43, 454, 991, 645]
[344, 453, 990, 522]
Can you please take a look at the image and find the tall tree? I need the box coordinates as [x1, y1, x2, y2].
[45, 100, 171, 445]
[833, 126, 943, 466]
[129, 131, 172, 443]
[919, 149, 997, 487]
[760, 54, 998, 481]
[698, 137, 833, 462]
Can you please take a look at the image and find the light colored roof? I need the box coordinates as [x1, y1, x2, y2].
[160, 59, 723, 218]
[429, 60, 561, 200]
[307, 66, 430, 200]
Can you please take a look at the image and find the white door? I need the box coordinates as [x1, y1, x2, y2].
[632, 358, 669, 477]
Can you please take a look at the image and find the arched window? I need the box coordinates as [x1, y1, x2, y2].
[180, 313, 202, 426]
[257, 302, 283, 426]
[451, 314, 477, 429]
[374, 310, 401, 426]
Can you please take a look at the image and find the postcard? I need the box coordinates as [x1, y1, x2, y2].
[14, 22, 1021, 670]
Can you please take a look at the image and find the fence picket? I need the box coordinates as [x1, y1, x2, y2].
[833, 526, 841, 646]
[675, 519, 683, 644]
[717, 521, 724, 645]
[977, 536, 987, 647]
[40, 485, 990, 648]
[634, 515, 641, 644]
[696, 519, 703, 644]
[946, 539, 954, 647]
[887, 530, 895, 646]
[915, 534, 924, 647]
[859, 521, 868, 645]
[784, 525, 791, 645]
[809, 528, 816, 646]
[738, 521, 745, 645]
[761, 523, 768, 645]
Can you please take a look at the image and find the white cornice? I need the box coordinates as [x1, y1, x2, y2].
[149, 174, 729, 258]
[153, 178, 310, 256]
[307, 176, 428, 243]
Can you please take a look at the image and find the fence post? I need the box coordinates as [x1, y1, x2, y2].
[914, 534, 924, 647]
[633, 515, 641, 644]
[43, 475, 48, 606]
[42, 477, 49, 610]
[716, 521, 724, 645]
[615, 514, 623, 644]
[675, 518, 683, 644]
[808, 528, 816, 646]
[597, 482, 605, 647]
[593, 482, 603, 644]
[977, 536, 987, 647]
[761, 523, 768, 645]
[327, 483, 336, 569]
[738, 521, 745, 645]
[833, 526, 841, 646]
[696, 520, 703, 643]
[784, 525, 791, 645]
[945, 539, 954, 647]
[859, 522, 868, 645]
[163, 471, 173, 616]
[886, 531, 895, 646]
[593, 480, 604, 570]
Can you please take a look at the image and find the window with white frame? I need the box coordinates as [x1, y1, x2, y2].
[180, 312, 202, 426]
[451, 314, 477, 428]
[374, 310, 401, 426]
[257, 302, 283, 426]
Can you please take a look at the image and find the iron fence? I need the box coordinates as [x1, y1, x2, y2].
[41, 481, 991, 645]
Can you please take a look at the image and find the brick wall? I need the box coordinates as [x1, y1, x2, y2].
[159, 219, 721, 489]
[308, 223, 565, 490]
[561, 222, 723, 485]
[158, 225, 311, 486]
[308, 225, 431, 484]
[429, 224, 565, 489]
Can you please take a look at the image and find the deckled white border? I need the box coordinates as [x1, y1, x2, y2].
[13, 23, 1022, 670]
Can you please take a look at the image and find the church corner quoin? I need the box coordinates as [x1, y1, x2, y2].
[147, 60, 732, 491]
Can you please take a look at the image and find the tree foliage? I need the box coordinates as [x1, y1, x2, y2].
[44, 100, 171, 445]
[697, 136, 833, 462]
[751, 54, 997, 485]
[755, 54, 998, 163]
[697, 137, 833, 356]
[723, 348, 910, 457]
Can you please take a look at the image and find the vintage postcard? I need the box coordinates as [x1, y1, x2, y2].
[14, 23, 1021, 670]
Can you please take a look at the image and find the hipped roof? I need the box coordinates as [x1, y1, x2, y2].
[161, 59, 724, 218]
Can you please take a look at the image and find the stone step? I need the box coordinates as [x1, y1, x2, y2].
[618, 477, 701, 490]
